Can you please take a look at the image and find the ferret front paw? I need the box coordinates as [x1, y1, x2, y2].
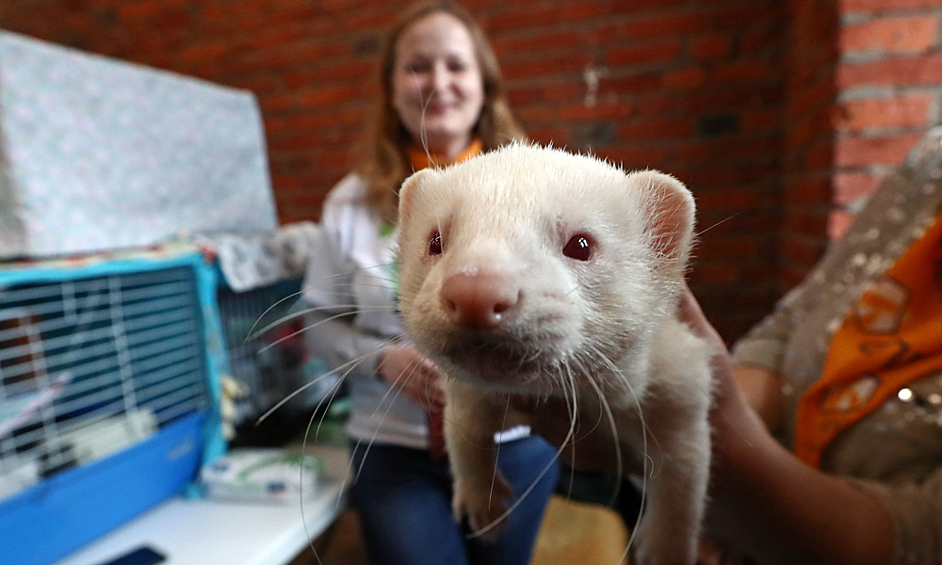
[452, 472, 514, 542]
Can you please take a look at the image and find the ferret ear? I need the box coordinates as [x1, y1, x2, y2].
[626, 170, 696, 267]
[398, 168, 436, 223]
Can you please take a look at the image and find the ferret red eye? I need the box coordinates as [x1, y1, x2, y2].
[428, 230, 443, 256]
[563, 233, 594, 261]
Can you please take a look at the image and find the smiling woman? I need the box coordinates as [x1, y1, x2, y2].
[354, 0, 525, 221]
[297, 3, 559, 565]
[391, 11, 485, 159]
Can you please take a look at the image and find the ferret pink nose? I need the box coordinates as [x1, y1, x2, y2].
[440, 273, 519, 329]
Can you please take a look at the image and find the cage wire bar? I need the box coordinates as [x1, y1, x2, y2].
[0, 265, 211, 503]
[215, 277, 310, 425]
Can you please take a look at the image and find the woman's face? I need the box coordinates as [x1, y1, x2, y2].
[392, 12, 485, 157]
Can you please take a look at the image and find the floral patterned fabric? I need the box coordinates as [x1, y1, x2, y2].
[196, 222, 330, 292]
[0, 31, 277, 260]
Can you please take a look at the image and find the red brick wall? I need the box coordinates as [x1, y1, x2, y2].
[778, 0, 942, 289]
[7, 0, 934, 342]
[832, 0, 942, 237]
[484, 0, 790, 340]
[2, 0, 791, 340]
[779, 0, 839, 287]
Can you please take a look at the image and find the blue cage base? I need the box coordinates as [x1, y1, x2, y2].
[0, 411, 207, 565]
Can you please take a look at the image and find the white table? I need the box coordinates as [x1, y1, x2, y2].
[54, 445, 349, 565]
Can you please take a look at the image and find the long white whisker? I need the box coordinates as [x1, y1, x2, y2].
[467, 367, 579, 540]
[366, 336, 438, 422]
[246, 305, 364, 342]
[353, 363, 414, 485]
[488, 397, 511, 511]
[256, 308, 394, 354]
[250, 259, 399, 339]
[586, 344, 651, 562]
[255, 336, 392, 425]
[255, 371, 336, 426]
[418, 67, 432, 159]
[298, 340, 383, 565]
[244, 288, 312, 341]
[563, 367, 578, 498]
[581, 367, 622, 501]
[335, 338, 420, 506]
[696, 212, 738, 236]
[304, 363, 351, 506]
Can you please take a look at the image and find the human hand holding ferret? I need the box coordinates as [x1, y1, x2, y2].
[515, 283, 896, 565]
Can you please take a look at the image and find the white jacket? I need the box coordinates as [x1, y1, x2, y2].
[302, 172, 430, 449]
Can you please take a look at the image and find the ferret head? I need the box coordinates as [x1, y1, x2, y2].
[396, 143, 695, 395]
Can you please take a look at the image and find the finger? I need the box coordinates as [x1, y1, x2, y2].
[677, 284, 731, 363]
[677, 283, 713, 338]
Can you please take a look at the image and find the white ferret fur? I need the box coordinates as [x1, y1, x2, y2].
[395, 144, 713, 565]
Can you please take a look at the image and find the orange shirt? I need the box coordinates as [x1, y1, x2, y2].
[407, 138, 482, 171]
[795, 212, 942, 467]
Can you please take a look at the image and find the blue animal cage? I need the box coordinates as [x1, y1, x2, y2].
[0, 251, 227, 565]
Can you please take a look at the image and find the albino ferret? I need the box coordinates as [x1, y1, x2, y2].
[395, 144, 713, 565]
